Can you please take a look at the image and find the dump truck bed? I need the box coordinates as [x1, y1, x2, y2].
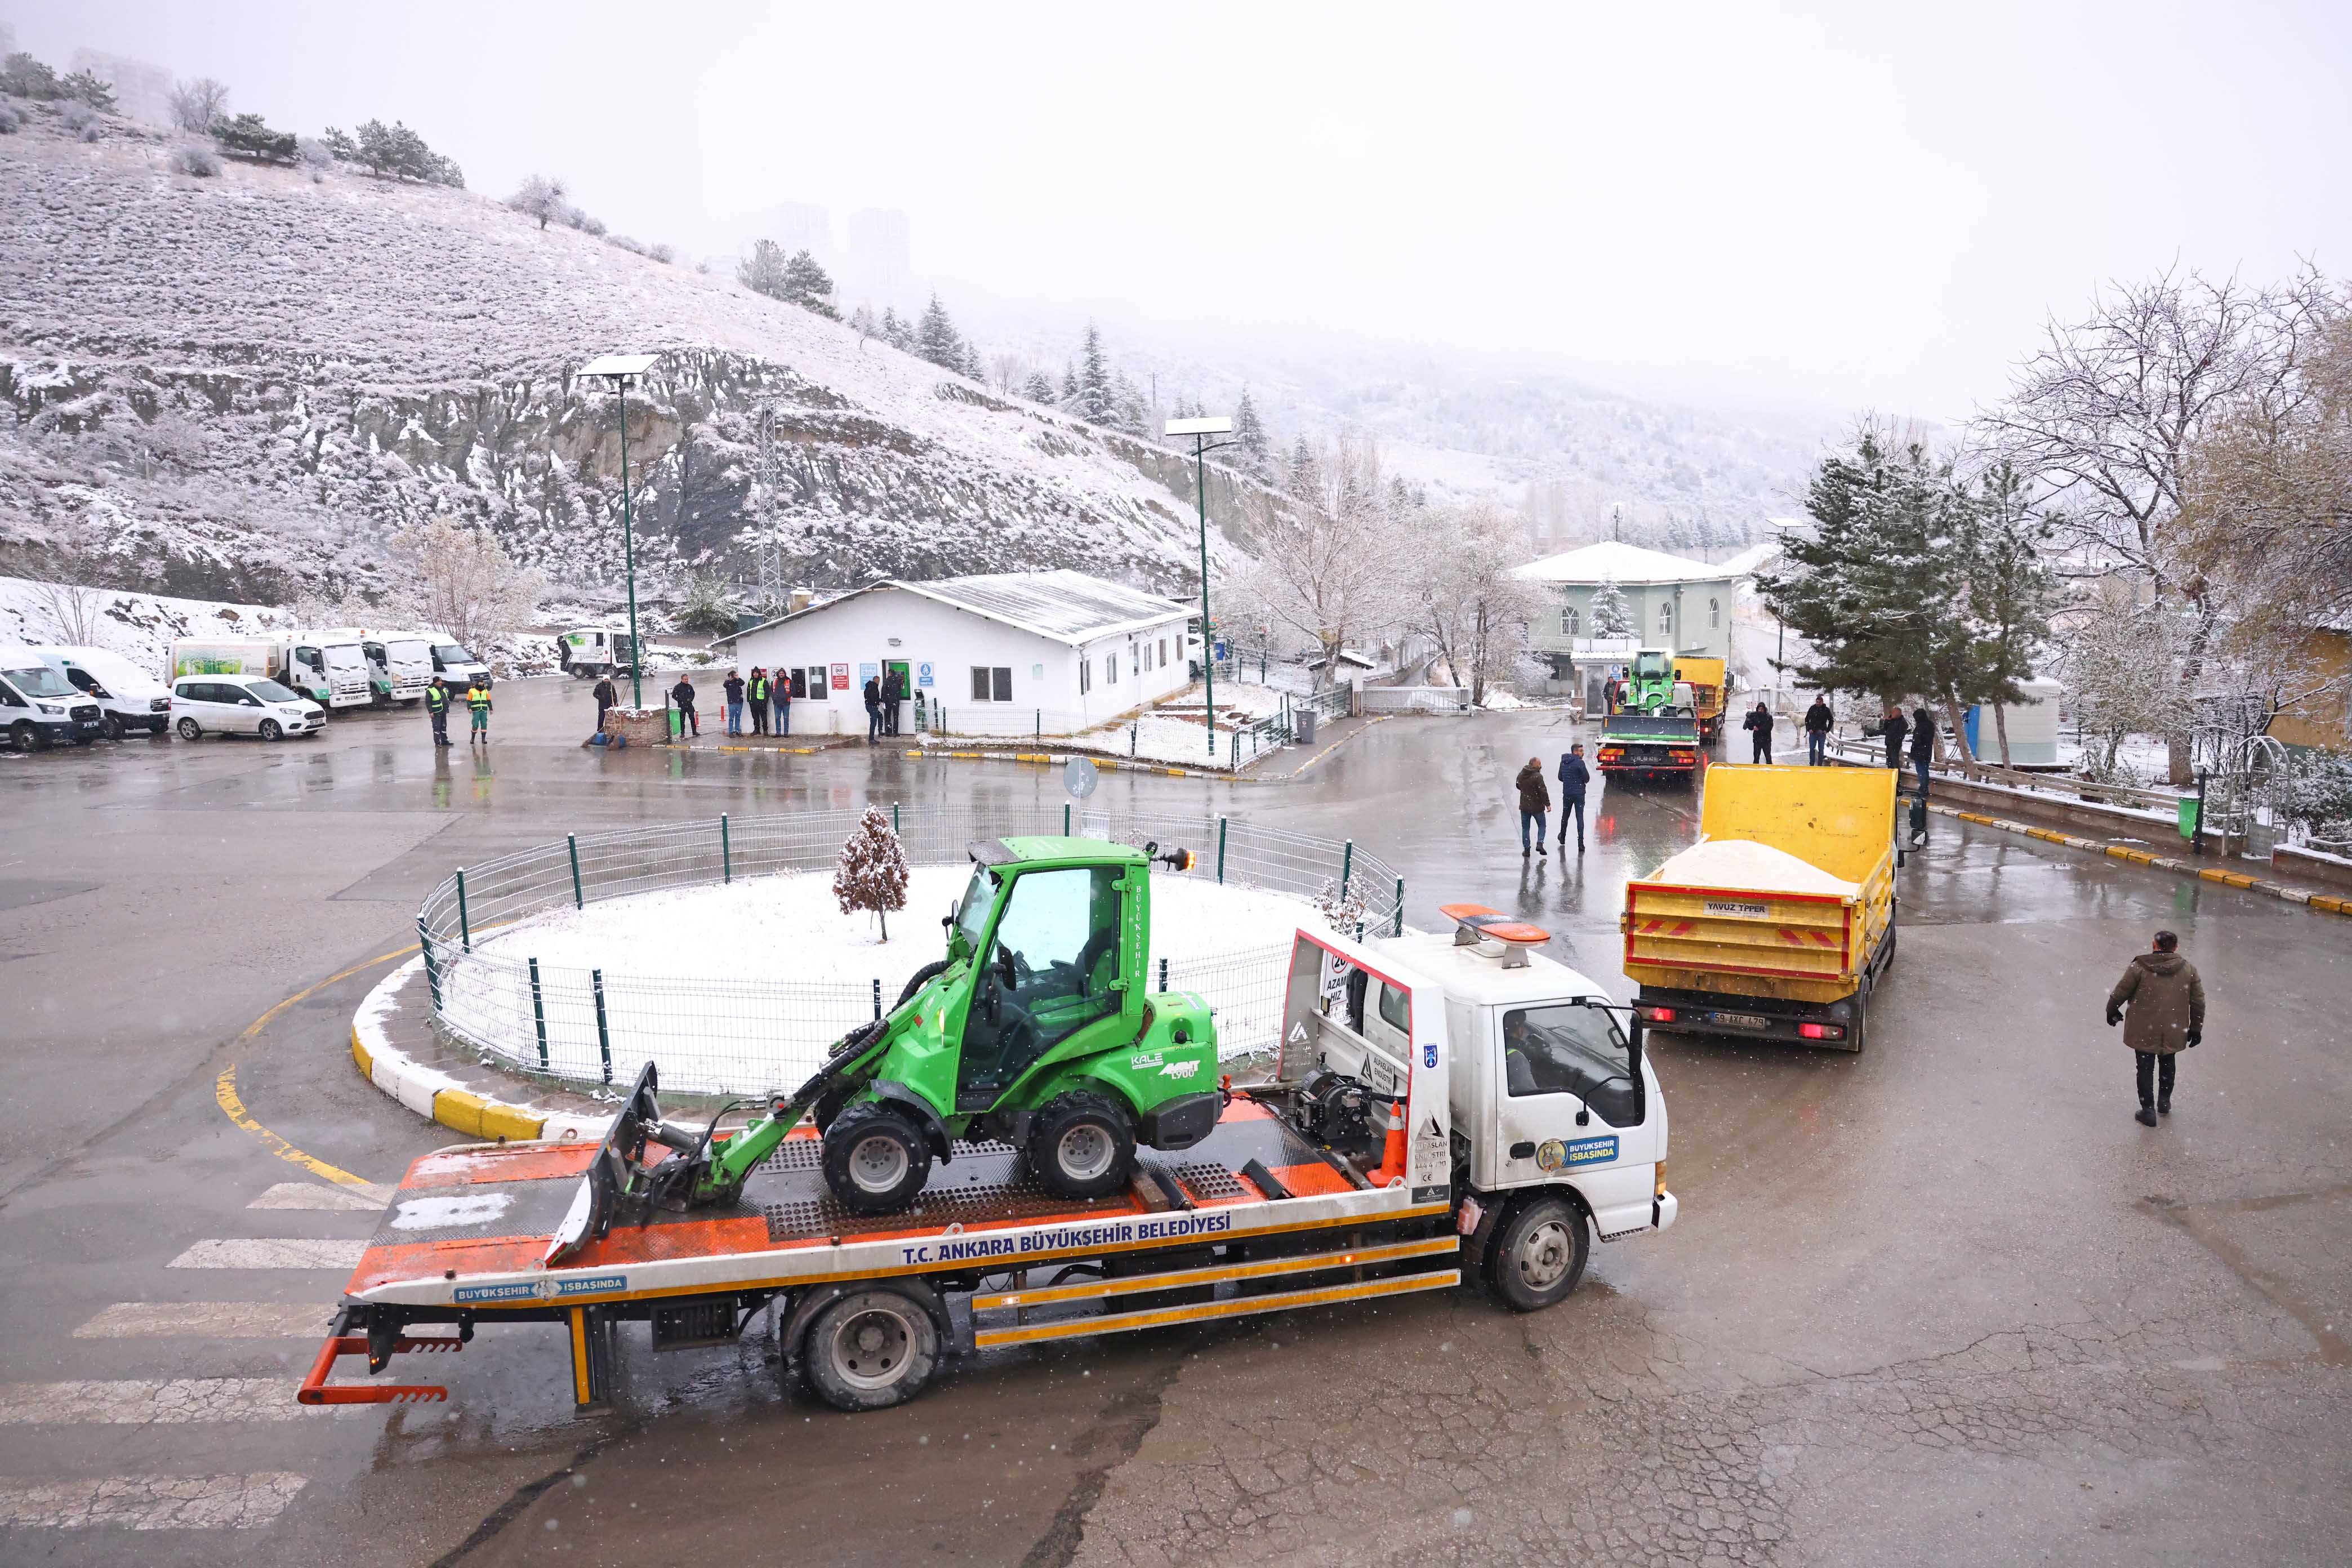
[1622, 766, 1895, 1005]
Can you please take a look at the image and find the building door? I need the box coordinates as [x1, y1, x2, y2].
[885, 660, 910, 700]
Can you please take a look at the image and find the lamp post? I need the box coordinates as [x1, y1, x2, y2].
[578, 354, 659, 708]
[1165, 415, 1236, 758]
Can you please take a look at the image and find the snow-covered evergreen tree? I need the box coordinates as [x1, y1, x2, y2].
[915, 294, 963, 371]
[832, 805, 910, 941]
[1587, 576, 1634, 638]
[1284, 435, 1321, 500]
[1061, 362, 1080, 405]
[880, 306, 910, 351]
[1076, 324, 1114, 425]
[738, 240, 790, 301]
[781, 249, 838, 319]
[1234, 386, 1271, 479]
[1021, 369, 1057, 404]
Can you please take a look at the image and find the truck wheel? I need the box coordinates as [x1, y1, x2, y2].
[103, 714, 125, 741]
[12, 721, 42, 752]
[821, 1104, 931, 1213]
[801, 1289, 939, 1411]
[1484, 1195, 1589, 1312]
[1028, 1093, 1135, 1200]
[177, 718, 202, 741]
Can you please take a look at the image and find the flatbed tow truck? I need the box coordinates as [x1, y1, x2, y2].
[304, 906, 1676, 1413]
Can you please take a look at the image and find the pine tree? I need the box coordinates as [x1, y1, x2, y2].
[1061, 362, 1080, 406]
[737, 239, 790, 300]
[1285, 435, 1321, 501]
[880, 307, 911, 351]
[849, 303, 877, 341]
[781, 248, 838, 318]
[832, 805, 910, 940]
[1076, 324, 1113, 424]
[1021, 370, 1057, 404]
[1587, 577, 1635, 638]
[1234, 386, 1271, 480]
[914, 294, 963, 370]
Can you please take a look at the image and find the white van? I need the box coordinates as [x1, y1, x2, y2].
[33, 645, 172, 739]
[361, 631, 437, 706]
[170, 673, 325, 741]
[0, 649, 105, 750]
[557, 627, 640, 679]
[421, 632, 492, 689]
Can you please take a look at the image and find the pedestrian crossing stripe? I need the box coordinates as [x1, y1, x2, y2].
[75, 1303, 336, 1339]
[0, 1472, 307, 1529]
[167, 1239, 368, 1270]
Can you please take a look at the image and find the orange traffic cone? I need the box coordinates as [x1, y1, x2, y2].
[1371, 1101, 1406, 1186]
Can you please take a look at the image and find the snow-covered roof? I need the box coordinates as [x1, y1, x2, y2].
[712, 569, 1188, 649]
[1714, 540, 1783, 577]
[1514, 541, 1746, 586]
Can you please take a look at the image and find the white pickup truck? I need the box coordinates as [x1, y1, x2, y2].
[302, 905, 1674, 1413]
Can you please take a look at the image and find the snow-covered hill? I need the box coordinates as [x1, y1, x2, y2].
[0, 106, 1274, 605]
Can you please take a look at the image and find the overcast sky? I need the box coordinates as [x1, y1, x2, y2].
[15, 0, 2349, 420]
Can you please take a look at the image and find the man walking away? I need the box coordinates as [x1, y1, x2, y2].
[863, 674, 883, 744]
[1804, 694, 1833, 765]
[749, 668, 770, 736]
[1879, 702, 1909, 774]
[1910, 704, 1936, 798]
[774, 672, 791, 737]
[1556, 742, 1591, 852]
[1742, 700, 1774, 765]
[2106, 929, 2204, 1126]
[465, 680, 492, 746]
[591, 673, 617, 742]
[670, 673, 699, 738]
[1516, 756, 1551, 858]
[723, 670, 745, 736]
[425, 679, 451, 747]
[883, 666, 906, 736]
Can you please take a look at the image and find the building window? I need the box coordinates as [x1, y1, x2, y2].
[1561, 607, 1579, 638]
[1080, 658, 1091, 696]
[1659, 602, 1673, 635]
[1157, 636, 1168, 668]
[1105, 652, 1117, 685]
[970, 666, 1012, 702]
[1709, 598, 1720, 629]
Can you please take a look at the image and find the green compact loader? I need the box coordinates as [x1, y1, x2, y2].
[551, 836, 1222, 1258]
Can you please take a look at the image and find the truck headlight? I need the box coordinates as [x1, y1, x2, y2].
[36, 703, 61, 715]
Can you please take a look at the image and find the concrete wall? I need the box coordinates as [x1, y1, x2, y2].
[719, 585, 1188, 731]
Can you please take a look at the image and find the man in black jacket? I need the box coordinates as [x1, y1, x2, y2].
[1555, 743, 1591, 852]
[591, 674, 617, 742]
[670, 674, 699, 738]
[881, 667, 906, 736]
[1879, 703, 1909, 773]
[1741, 701, 1774, 764]
[425, 679, 452, 747]
[862, 674, 883, 744]
[1910, 705, 1937, 797]
[1803, 696, 1833, 765]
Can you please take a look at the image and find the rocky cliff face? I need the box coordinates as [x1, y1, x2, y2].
[0, 107, 1276, 605]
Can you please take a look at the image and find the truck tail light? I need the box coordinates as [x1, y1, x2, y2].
[1655, 1161, 1668, 1197]
[1669, 750, 1694, 762]
[1636, 1005, 1674, 1023]
[1798, 1022, 1845, 1040]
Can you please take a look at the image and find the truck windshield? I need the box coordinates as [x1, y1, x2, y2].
[955, 865, 997, 951]
[324, 644, 366, 672]
[388, 640, 432, 669]
[1502, 1003, 1642, 1126]
[248, 679, 300, 703]
[3, 665, 75, 699]
[1633, 652, 1672, 679]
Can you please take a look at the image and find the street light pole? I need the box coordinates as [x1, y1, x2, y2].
[1166, 416, 1236, 759]
[578, 355, 660, 709]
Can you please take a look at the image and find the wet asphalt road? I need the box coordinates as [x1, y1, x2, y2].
[1, 679, 2346, 1565]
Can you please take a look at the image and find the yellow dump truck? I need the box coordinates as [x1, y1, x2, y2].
[1620, 765, 1896, 1052]
[1673, 656, 1728, 742]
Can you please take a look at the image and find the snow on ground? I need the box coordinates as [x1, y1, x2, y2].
[442, 866, 1320, 1094]
[0, 573, 288, 678]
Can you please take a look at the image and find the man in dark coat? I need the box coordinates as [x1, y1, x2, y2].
[1910, 705, 1937, 796]
[425, 678, 452, 747]
[1741, 701, 1774, 764]
[722, 670, 745, 736]
[881, 667, 906, 736]
[747, 668, 770, 736]
[1555, 743, 1591, 852]
[1515, 756, 1551, 857]
[591, 674, 617, 742]
[1879, 703, 1909, 773]
[2107, 929, 2205, 1125]
[670, 674, 698, 738]
[862, 674, 883, 744]
[1803, 696, 1833, 765]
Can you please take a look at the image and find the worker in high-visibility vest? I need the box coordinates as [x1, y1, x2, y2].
[747, 669, 770, 737]
[466, 681, 492, 746]
[424, 679, 452, 747]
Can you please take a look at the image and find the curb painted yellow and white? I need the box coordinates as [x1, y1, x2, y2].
[1927, 802, 2352, 918]
[351, 959, 614, 1144]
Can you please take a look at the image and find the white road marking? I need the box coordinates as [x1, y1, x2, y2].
[247, 1182, 382, 1211]
[0, 1472, 308, 1529]
[389, 1192, 510, 1230]
[74, 1302, 335, 1339]
[0, 1379, 324, 1424]
[166, 1239, 369, 1270]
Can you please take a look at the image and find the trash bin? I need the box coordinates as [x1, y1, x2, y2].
[1294, 708, 1317, 746]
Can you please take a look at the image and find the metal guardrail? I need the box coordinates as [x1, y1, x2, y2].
[417, 807, 1405, 1097]
[1361, 686, 1471, 715]
[1825, 733, 2187, 815]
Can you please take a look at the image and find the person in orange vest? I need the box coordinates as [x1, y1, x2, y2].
[465, 680, 492, 746]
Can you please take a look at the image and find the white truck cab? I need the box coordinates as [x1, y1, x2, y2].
[32, 645, 172, 738]
[359, 630, 436, 706]
[1274, 905, 1674, 1309]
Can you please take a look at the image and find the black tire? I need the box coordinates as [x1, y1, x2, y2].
[1027, 1092, 1135, 1200]
[176, 717, 202, 741]
[103, 714, 126, 742]
[258, 719, 283, 742]
[800, 1289, 939, 1411]
[14, 721, 45, 752]
[1484, 1194, 1589, 1312]
[894, 958, 952, 1009]
[821, 1104, 931, 1213]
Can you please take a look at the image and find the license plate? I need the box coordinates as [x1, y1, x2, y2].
[1710, 1012, 1769, 1030]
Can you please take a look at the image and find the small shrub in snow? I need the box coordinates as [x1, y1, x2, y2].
[296, 136, 333, 168]
[563, 204, 606, 237]
[507, 173, 568, 230]
[0, 104, 20, 136]
[62, 100, 96, 132]
[1312, 876, 1370, 937]
[833, 806, 910, 941]
[171, 142, 222, 178]
[647, 241, 675, 265]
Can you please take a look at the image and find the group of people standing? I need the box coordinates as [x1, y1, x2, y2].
[422, 677, 493, 747]
[862, 667, 907, 742]
[1739, 696, 1938, 790]
[716, 669, 793, 738]
[1513, 742, 1591, 857]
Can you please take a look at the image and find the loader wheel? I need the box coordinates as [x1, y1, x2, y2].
[1028, 1093, 1135, 1201]
[803, 1289, 939, 1411]
[821, 1104, 931, 1213]
[1484, 1194, 1588, 1312]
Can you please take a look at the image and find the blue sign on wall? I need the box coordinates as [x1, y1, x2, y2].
[858, 662, 879, 684]
[916, 662, 934, 687]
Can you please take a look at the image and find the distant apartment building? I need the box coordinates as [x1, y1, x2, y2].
[770, 203, 832, 267]
[70, 48, 175, 125]
[849, 208, 910, 297]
